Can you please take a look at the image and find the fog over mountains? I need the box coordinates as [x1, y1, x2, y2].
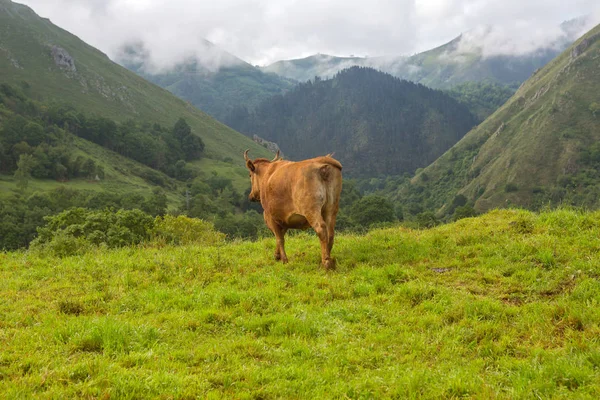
[262, 16, 596, 86]
[17, 0, 600, 71]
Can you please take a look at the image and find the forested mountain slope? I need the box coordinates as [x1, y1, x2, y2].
[228, 67, 478, 177]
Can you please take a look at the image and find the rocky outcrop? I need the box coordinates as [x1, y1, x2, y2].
[0, 45, 22, 69]
[571, 33, 600, 59]
[50, 45, 76, 72]
[253, 134, 283, 157]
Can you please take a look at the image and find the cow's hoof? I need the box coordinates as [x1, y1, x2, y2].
[274, 252, 281, 261]
[323, 258, 336, 270]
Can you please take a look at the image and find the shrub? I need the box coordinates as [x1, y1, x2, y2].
[152, 215, 225, 246]
[349, 195, 396, 227]
[31, 208, 154, 256]
[453, 205, 478, 221]
[35, 230, 92, 257]
[416, 211, 439, 229]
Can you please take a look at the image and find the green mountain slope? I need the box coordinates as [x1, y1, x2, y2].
[0, 0, 270, 165]
[118, 41, 296, 122]
[394, 23, 600, 215]
[227, 67, 478, 177]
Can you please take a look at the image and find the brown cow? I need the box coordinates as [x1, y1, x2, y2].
[244, 150, 342, 269]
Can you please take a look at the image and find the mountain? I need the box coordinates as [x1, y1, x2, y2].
[392, 23, 600, 216]
[261, 18, 592, 89]
[0, 0, 271, 190]
[0, 0, 277, 249]
[261, 53, 365, 83]
[227, 67, 478, 177]
[117, 41, 295, 122]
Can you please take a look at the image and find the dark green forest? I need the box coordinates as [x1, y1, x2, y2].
[226, 67, 478, 177]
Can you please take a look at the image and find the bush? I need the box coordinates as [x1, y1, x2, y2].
[31, 208, 154, 256]
[416, 211, 439, 229]
[213, 210, 267, 240]
[35, 230, 92, 258]
[453, 205, 478, 221]
[349, 195, 396, 227]
[152, 215, 225, 246]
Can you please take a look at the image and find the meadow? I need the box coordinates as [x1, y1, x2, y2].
[2, 209, 600, 399]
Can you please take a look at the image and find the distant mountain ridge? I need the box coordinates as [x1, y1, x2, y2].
[261, 17, 594, 89]
[117, 40, 295, 122]
[227, 67, 478, 177]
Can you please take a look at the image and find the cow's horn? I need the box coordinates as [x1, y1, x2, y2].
[244, 149, 250, 162]
[271, 150, 280, 162]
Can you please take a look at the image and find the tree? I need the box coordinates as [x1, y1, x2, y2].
[349, 195, 396, 227]
[206, 175, 233, 194]
[173, 118, 204, 160]
[453, 205, 478, 221]
[143, 188, 168, 216]
[81, 159, 96, 179]
[173, 118, 192, 142]
[181, 133, 204, 160]
[14, 154, 36, 192]
[23, 122, 45, 146]
[416, 211, 439, 229]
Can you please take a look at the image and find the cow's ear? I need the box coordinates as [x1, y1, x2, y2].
[246, 160, 255, 172]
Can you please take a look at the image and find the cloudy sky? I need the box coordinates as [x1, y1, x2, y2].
[18, 0, 600, 68]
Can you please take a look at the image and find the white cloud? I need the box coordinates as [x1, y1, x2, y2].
[17, 0, 600, 69]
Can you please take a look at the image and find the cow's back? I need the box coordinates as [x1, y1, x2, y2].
[263, 156, 342, 222]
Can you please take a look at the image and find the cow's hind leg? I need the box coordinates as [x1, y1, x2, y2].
[306, 213, 334, 270]
[323, 210, 338, 269]
[273, 225, 289, 263]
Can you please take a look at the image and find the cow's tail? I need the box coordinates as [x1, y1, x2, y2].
[319, 163, 342, 182]
[318, 157, 342, 182]
[319, 161, 343, 216]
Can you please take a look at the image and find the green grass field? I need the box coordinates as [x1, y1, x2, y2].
[2, 209, 600, 398]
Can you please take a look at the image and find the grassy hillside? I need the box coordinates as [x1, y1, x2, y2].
[228, 67, 478, 177]
[393, 23, 600, 216]
[0, 135, 183, 204]
[0, 0, 270, 165]
[2, 209, 600, 398]
[119, 41, 296, 122]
